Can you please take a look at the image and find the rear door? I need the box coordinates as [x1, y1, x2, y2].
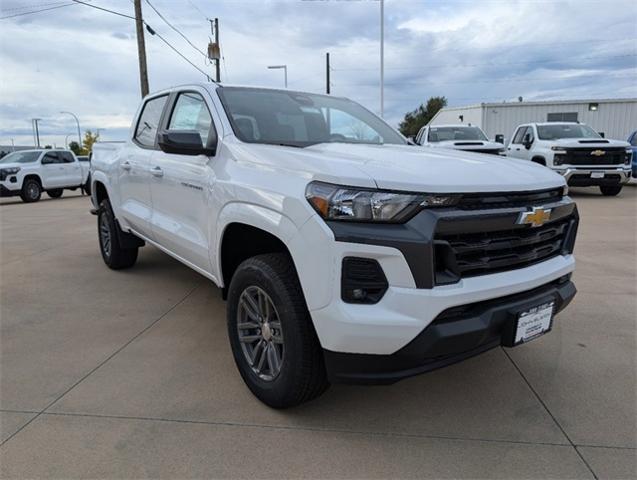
[149, 88, 219, 273]
[507, 126, 528, 159]
[118, 94, 169, 239]
[58, 151, 82, 186]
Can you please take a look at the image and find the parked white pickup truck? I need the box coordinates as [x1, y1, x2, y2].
[415, 124, 505, 155]
[506, 122, 633, 196]
[90, 84, 579, 407]
[0, 149, 90, 202]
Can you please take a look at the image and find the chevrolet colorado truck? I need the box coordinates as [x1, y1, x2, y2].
[415, 124, 505, 155]
[90, 84, 579, 408]
[0, 149, 89, 202]
[506, 122, 632, 196]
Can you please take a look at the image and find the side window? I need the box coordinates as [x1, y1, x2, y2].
[135, 95, 168, 148]
[168, 92, 213, 146]
[60, 152, 75, 163]
[512, 127, 527, 144]
[42, 152, 60, 164]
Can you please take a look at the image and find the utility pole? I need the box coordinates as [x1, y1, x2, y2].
[380, 0, 384, 118]
[208, 18, 221, 82]
[134, 0, 149, 97]
[326, 52, 330, 94]
[32, 118, 41, 148]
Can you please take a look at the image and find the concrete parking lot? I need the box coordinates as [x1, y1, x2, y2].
[0, 187, 635, 479]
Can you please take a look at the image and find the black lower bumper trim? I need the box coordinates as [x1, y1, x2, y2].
[324, 277, 576, 385]
[567, 174, 623, 186]
[0, 185, 20, 197]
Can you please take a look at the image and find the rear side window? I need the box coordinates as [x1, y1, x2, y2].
[135, 95, 168, 148]
[512, 127, 527, 144]
[168, 92, 214, 146]
[60, 152, 75, 163]
[42, 152, 60, 164]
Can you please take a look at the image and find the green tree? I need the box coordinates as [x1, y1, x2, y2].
[398, 96, 448, 138]
[82, 130, 100, 154]
[68, 141, 81, 155]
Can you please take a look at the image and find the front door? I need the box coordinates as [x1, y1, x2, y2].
[58, 151, 82, 186]
[118, 94, 169, 239]
[507, 126, 529, 159]
[40, 151, 66, 188]
[149, 90, 218, 273]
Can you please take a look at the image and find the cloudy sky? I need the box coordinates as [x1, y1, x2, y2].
[1, 0, 635, 147]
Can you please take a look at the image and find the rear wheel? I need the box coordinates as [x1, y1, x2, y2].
[98, 199, 138, 269]
[47, 189, 63, 199]
[227, 253, 328, 408]
[20, 178, 41, 203]
[600, 185, 622, 196]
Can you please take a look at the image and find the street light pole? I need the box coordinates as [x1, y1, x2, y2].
[65, 134, 72, 148]
[60, 111, 82, 148]
[380, 0, 384, 118]
[31, 118, 42, 148]
[267, 65, 288, 88]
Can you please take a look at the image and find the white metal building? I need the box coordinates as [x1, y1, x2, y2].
[429, 98, 637, 142]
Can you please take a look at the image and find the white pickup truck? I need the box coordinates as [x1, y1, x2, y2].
[91, 84, 579, 407]
[415, 124, 505, 155]
[0, 149, 90, 202]
[506, 122, 633, 196]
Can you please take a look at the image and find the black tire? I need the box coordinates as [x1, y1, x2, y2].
[600, 185, 622, 196]
[20, 178, 41, 203]
[47, 189, 63, 199]
[84, 175, 91, 196]
[227, 253, 328, 408]
[98, 199, 138, 269]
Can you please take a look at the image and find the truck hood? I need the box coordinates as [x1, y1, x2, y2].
[429, 140, 504, 151]
[551, 138, 630, 148]
[235, 142, 565, 193]
[0, 162, 22, 169]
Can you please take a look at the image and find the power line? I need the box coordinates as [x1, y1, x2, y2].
[144, 0, 208, 59]
[70, 0, 134, 19]
[151, 29, 211, 79]
[0, 2, 77, 20]
[186, 0, 208, 19]
[332, 53, 637, 72]
[0, 1, 71, 13]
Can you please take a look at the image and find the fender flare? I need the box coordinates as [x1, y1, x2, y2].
[531, 156, 547, 166]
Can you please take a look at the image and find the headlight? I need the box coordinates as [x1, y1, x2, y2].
[0, 167, 20, 175]
[625, 148, 633, 165]
[305, 181, 458, 223]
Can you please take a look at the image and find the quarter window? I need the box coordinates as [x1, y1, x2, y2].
[168, 92, 213, 146]
[135, 95, 168, 148]
[512, 127, 527, 144]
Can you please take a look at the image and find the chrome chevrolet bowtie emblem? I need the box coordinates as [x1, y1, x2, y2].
[590, 149, 606, 157]
[518, 207, 551, 227]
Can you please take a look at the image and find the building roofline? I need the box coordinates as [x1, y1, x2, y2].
[440, 97, 636, 111]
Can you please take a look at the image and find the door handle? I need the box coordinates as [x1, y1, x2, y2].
[121, 161, 132, 171]
[151, 166, 164, 177]
[515, 148, 521, 151]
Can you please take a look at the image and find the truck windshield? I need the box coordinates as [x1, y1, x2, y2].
[0, 151, 41, 164]
[217, 87, 406, 148]
[537, 124, 601, 140]
[428, 126, 488, 142]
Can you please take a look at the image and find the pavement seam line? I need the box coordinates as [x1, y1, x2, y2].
[502, 347, 600, 480]
[0, 282, 203, 448]
[40, 410, 578, 449]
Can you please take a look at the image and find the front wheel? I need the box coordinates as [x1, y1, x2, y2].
[47, 189, 63, 199]
[20, 178, 41, 203]
[600, 185, 622, 196]
[98, 199, 138, 269]
[227, 253, 328, 408]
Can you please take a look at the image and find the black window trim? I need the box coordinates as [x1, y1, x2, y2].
[163, 89, 218, 152]
[133, 93, 171, 151]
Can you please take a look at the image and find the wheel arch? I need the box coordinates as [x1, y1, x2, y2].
[531, 156, 547, 166]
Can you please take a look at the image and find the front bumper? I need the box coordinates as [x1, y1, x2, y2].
[557, 167, 631, 186]
[0, 184, 20, 197]
[324, 276, 576, 384]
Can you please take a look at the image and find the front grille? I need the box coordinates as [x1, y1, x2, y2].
[457, 188, 563, 210]
[563, 148, 626, 165]
[435, 216, 574, 281]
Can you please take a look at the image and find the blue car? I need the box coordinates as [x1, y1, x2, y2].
[628, 130, 637, 178]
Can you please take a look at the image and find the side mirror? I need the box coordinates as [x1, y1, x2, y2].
[158, 130, 216, 156]
[495, 134, 504, 144]
[523, 133, 533, 149]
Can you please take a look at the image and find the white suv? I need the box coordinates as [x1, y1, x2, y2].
[506, 122, 632, 196]
[0, 149, 90, 202]
[91, 84, 579, 407]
